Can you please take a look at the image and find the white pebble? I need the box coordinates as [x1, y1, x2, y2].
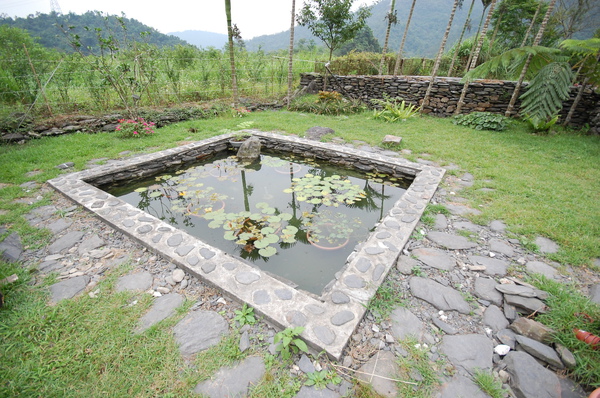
[172, 268, 185, 283]
[494, 344, 511, 356]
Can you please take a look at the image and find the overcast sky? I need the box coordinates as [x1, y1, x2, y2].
[1, 0, 379, 39]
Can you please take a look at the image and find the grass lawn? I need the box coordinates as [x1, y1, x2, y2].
[1, 109, 599, 395]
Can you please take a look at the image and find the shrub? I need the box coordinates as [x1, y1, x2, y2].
[370, 96, 420, 122]
[317, 91, 342, 102]
[115, 118, 156, 138]
[452, 112, 510, 131]
[288, 94, 366, 115]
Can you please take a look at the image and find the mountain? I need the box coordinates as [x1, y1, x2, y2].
[168, 30, 228, 49]
[246, 0, 485, 57]
[0, 11, 189, 53]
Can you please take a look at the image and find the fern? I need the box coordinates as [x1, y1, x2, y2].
[519, 62, 574, 122]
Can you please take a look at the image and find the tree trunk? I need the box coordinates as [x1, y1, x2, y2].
[225, 0, 239, 107]
[505, 0, 557, 117]
[564, 51, 599, 125]
[455, 0, 498, 114]
[448, 0, 476, 77]
[287, 0, 296, 106]
[379, 0, 397, 75]
[393, 0, 417, 76]
[464, 0, 491, 73]
[422, 0, 460, 110]
[521, 0, 543, 47]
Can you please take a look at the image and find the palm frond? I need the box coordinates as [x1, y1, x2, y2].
[560, 39, 600, 56]
[463, 46, 563, 82]
[519, 62, 574, 121]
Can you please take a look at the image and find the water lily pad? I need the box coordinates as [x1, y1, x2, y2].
[259, 246, 277, 257]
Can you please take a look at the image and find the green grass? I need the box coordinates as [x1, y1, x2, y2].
[473, 369, 505, 398]
[395, 337, 443, 397]
[367, 277, 406, 320]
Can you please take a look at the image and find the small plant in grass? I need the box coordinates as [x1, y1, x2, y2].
[411, 266, 424, 277]
[115, 118, 156, 138]
[305, 369, 342, 389]
[453, 112, 510, 131]
[367, 277, 406, 320]
[473, 369, 505, 398]
[273, 326, 308, 360]
[524, 113, 559, 133]
[396, 337, 442, 397]
[317, 91, 343, 102]
[370, 96, 420, 122]
[234, 303, 256, 326]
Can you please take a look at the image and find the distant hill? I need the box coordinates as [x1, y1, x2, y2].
[0, 11, 190, 53]
[246, 0, 484, 57]
[168, 30, 228, 49]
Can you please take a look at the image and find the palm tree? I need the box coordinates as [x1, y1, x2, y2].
[505, 0, 557, 117]
[393, 0, 417, 76]
[455, 0, 498, 113]
[448, 0, 476, 76]
[379, 0, 397, 75]
[422, 0, 461, 109]
[465, 0, 493, 72]
[225, 0, 239, 107]
[287, 0, 296, 106]
[521, 0, 543, 47]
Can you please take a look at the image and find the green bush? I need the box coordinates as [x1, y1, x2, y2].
[288, 94, 366, 115]
[453, 112, 510, 131]
[371, 96, 420, 122]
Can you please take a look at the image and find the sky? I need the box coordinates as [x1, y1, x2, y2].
[1, 0, 379, 39]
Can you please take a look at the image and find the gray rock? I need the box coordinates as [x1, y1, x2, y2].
[497, 328, 517, 349]
[555, 343, 576, 369]
[396, 255, 418, 275]
[515, 335, 564, 369]
[356, 350, 398, 398]
[439, 374, 489, 398]
[504, 302, 518, 321]
[382, 134, 402, 145]
[390, 307, 425, 340]
[589, 284, 600, 304]
[78, 234, 105, 255]
[510, 317, 555, 344]
[526, 261, 558, 279]
[504, 295, 547, 315]
[489, 238, 515, 256]
[331, 311, 355, 326]
[483, 305, 509, 332]
[194, 356, 265, 397]
[236, 136, 262, 162]
[298, 354, 315, 374]
[313, 325, 335, 345]
[331, 291, 350, 304]
[115, 271, 153, 292]
[0, 232, 22, 262]
[173, 311, 228, 357]
[427, 231, 477, 250]
[239, 330, 250, 353]
[172, 268, 185, 283]
[454, 221, 481, 232]
[412, 247, 455, 270]
[432, 317, 458, 335]
[136, 293, 184, 333]
[444, 204, 482, 216]
[294, 385, 341, 398]
[410, 277, 471, 314]
[495, 284, 538, 297]
[434, 214, 448, 230]
[47, 231, 85, 254]
[489, 220, 507, 233]
[474, 278, 504, 306]
[534, 237, 559, 254]
[46, 219, 72, 234]
[305, 126, 335, 141]
[468, 255, 508, 276]
[49, 275, 90, 303]
[558, 376, 587, 398]
[440, 334, 493, 374]
[504, 351, 561, 398]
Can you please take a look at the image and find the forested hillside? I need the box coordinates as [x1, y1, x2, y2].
[0, 11, 189, 53]
[247, 0, 484, 57]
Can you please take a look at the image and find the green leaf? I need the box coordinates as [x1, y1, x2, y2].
[294, 338, 308, 353]
[258, 246, 277, 257]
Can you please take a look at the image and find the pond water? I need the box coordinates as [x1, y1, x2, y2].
[106, 151, 411, 294]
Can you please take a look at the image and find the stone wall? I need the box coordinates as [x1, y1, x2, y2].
[299, 73, 600, 132]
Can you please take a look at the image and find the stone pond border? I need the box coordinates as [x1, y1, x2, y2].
[47, 131, 444, 360]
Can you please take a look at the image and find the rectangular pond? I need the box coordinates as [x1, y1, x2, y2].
[103, 152, 411, 294]
[48, 131, 444, 359]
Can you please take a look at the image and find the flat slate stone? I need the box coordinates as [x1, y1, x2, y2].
[489, 238, 515, 256]
[510, 318, 554, 344]
[298, 354, 315, 374]
[173, 311, 228, 357]
[444, 203, 482, 216]
[504, 351, 561, 398]
[412, 247, 455, 270]
[115, 271, 153, 292]
[396, 255, 418, 275]
[357, 350, 398, 398]
[504, 294, 547, 315]
[526, 261, 558, 279]
[474, 278, 503, 306]
[331, 291, 350, 304]
[440, 334, 493, 374]
[136, 293, 185, 333]
[468, 255, 508, 276]
[46, 219, 72, 234]
[432, 317, 458, 335]
[535, 236, 559, 254]
[515, 335, 564, 369]
[495, 284, 538, 297]
[439, 374, 489, 398]
[47, 231, 85, 254]
[427, 232, 477, 250]
[489, 220, 506, 233]
[434, 214, 448, 230]
[194, 355, 265, 398]
[483, 305, 509, 332]
[0, 232, 23, 262]
[294, 385, 341, 398]
[49, 275, 90, 303]
[390, 307, 425, 340]
[78, 234, 105, 255]
[410, 277, 471, 314]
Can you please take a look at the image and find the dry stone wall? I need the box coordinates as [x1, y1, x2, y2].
[300, 73, 600, 133]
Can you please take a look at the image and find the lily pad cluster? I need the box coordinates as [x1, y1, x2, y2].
[204, 202, 297, 257]
[302, 210, 361, 247]
[284, 174, 366, 206]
